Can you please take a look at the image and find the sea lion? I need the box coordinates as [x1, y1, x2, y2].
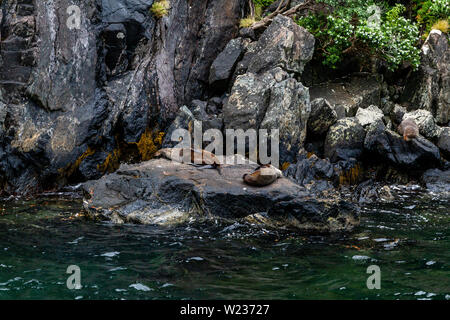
[154, 147, 222, 174]
[243, 164, 283, 187]
[398, 118, 419, 141]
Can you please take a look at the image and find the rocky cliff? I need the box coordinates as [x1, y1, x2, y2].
[0, 0, 449, 202]
[0, 0, 246, 194]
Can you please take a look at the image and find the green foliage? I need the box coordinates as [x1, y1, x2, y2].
[297, 0, 421, 71]
[415, 0, 450, 35]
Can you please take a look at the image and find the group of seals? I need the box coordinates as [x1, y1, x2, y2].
[398, 118, 419, 141]
[154, 147, 222, 174]
[154, 147, 282, 187]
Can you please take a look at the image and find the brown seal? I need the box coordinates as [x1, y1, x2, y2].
[154, 147, 222, 174]
[243, 164, 282, 187]
[398, 118, 419, 141]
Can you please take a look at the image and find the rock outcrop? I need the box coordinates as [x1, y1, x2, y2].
[324, 117, 366, 162]
[0, 0, 246, 194]
[402, 30, 450, 125]
[82, 155, 359, 232]
[364, 120, 441, 169]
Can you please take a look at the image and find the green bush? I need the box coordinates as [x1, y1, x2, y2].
[415, 0, 450, 36]
[296, 0, 421, 71]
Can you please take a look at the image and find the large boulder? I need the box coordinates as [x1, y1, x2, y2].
[355, 105, 384, 127]
[364, 120, 441, 169]
[224, 68, 310, 164]
[324, 118, 366, 162]
[223, 67, 288, 131]
[309, 74, 382, 119]
[247, 15, 315, 75]
[307, 98, 338, 138]
[209, 38, 247, 92]
[82, 155, 359, 232]
[260, 78, 311, 164]
[402, 109, 442, 141]
[402, 30, 450, 125]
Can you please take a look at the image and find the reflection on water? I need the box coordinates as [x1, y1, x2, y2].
[0, 187, 449, 300]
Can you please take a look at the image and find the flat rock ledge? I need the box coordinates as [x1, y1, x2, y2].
[82, 156, 359, 232]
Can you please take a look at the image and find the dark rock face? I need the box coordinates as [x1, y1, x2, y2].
[209, 38, 247, 92]
[438, 127, 450, 159]
[307, 98, 337, 138]
[0, 0, 246, 194]
[285, 151, 362, 194]
[402, 30, 450, 125]
[364, 120, 441, 169]
[82, 156, 359, 231]
[421, 168, 450, 193]
[324, 118, 366, 162]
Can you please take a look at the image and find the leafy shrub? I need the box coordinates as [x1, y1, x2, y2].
[297, 1, 421, 71]
[415, 0, 450, 36]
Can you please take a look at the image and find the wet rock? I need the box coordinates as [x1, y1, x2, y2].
[324, 118, 365, 162]
[402, 30, 450, 125]
[307, 98, 337, 138]
[82, 155, 359, 232]
[356, 105, 384, 127]
[421, 168, 450, 193]
[209, 38, 246, 92]
[364, 120, 441, 169]
[310, 74, 382, 119]
[438, 127, 450, 159]
[402, 109, 442, 141]
[247, 15, 315, 75]
[285, 152, 337, 194]
[353, 180, 394, 203]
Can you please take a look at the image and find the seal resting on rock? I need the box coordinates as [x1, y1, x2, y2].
[243, 164, 283, 187]
[154, 147, 222, 174]
[398, 118, 419, 141]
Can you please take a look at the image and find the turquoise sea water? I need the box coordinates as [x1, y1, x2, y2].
[0, 187, 449, 300]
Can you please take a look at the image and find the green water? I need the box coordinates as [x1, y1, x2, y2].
[0, 187, 449, 300]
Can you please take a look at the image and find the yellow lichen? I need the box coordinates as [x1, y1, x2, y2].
[150, 0, 170, 18]
[97, 149, 121, 174]
[63, 146, 96, 177]
[431, 19, 449, 33]
[339, 164, 361, 185]
[135, 128, 165, 161]
[281, 162, 291, 171]
[240, 17, 256, 28]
